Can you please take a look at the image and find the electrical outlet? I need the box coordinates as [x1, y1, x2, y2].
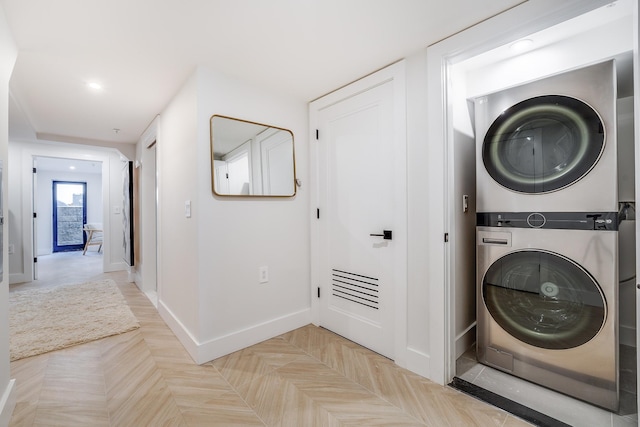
[259, 266, 269, 284]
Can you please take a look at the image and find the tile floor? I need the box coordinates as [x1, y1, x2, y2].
[456, 345, 638, 427]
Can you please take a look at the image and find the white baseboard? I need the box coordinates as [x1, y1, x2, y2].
[402, 324, 475, 386]
[404, 346, 431, 380]
[620, 324, 636, 348]
[104, 261, 128, 273]
[0, 379, 16, 427]
[144, 291, 158, 308]
[158, 300, 312, 365]
[9, 273, 29, 285]
[157, 300, 199, 363]
[197, 309, 312, 364]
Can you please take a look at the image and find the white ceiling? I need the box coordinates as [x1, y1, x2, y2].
[36, 156, 102, 174]
[3, 0, 525, 145]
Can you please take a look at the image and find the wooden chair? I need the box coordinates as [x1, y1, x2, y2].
[83, 223, 103, 255]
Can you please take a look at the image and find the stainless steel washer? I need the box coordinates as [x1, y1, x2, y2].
[477, 214, 618, 411]
[474, 60, 617, 212]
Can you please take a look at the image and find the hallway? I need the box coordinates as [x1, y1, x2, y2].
[8, 253, 530, 426]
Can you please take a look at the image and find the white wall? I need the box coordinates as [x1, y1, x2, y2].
[0, 3, 17, 424]
[35, 169, 102, 256]
[156, 72, 200, 343]
[157, 67, 310, 363]
[8, 141, 129, 284]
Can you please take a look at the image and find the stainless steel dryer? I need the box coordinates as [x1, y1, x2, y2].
[475, 60, 617, 212]
[477, 212, 618, 411]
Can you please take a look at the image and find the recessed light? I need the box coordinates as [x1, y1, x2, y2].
[509, 39, 533, 52]
[69, 166, 76, 170]
[87, 81, 102, 90]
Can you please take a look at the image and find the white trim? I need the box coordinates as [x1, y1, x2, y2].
[8, 272, 29, 284]
[158, 299, 311, 364]
[196, 309, 311, 364]
[405, 347, 431, 379]
[140, 115, 159, 149]
[157, 299, 200, 362]
[143, 290, 158, 308]
[426, 0, 613, 386]
[0, 379, 16, 427]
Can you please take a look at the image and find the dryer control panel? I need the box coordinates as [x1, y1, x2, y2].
[477, 211, 618, 231]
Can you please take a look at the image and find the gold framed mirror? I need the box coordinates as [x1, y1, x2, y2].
[210, 115, 296, 197]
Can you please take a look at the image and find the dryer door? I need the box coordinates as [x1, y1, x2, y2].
[482, 249, 606, 349]
[482, 95, 605, 193]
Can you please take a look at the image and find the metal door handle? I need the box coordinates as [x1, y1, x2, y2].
[370, 230, 392, 240]
[482, 238, 508, 245]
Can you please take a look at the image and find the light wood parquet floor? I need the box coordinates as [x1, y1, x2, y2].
[9, 252, 532, 426]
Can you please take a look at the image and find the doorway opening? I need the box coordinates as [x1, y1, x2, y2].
[52, 180, 86, 252]
[33, 156, 103, 283]
[434, 0, 636, 425]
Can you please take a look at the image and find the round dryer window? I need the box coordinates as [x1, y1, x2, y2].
[482, 95, 605, 193]
[482, 250, 606, 349]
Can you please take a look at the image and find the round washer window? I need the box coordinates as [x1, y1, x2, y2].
[482, 250, 606, 349]
[482, 95, 605, 193]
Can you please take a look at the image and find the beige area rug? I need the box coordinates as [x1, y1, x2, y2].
[9, 279, 140, 361]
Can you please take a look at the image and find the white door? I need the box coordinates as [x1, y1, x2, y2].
[224, 142, 251, 195]
[213, 160, 230, 195]
[259, 129, 294, 195]
[312, 63, 406, 360]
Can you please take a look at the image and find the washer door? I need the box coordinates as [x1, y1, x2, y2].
[482, 95, 605, 193]
[482, 250, 606, 349]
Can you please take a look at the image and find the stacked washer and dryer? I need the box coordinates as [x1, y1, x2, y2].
[474, 60, 620, 411]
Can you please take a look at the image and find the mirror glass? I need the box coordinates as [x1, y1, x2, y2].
[210, 115, 296, 197]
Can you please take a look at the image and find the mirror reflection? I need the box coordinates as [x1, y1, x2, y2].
[210, 115, 296, 197]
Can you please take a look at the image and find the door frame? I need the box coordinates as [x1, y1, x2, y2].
[310, 61, 408, 366]
[426, 0, 632, 385]
[51, 180, 87, 252]
[11, 148, 110, 285]
[136, 115, 159, 298]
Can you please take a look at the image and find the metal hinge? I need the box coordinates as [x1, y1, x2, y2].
[317, 208, 320, 219]
[317, 287, 320, 298]
[33, 167, 36, 173]
[316, 129, 319, 140]
[33, 212, 37, 218]
[34, 257, 37, 263]
[444, 233, 449, 242]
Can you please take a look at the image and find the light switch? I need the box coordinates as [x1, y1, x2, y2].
[259, 266, 269, 284]
[113, 206, 121, 214]
[185, 200, 191, 218]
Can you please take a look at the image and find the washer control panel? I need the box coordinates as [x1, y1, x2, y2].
[477, 211, 618, 231]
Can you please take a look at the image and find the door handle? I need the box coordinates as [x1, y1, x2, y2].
[482, 238, 509, 245]
[370, 230, 392, 240]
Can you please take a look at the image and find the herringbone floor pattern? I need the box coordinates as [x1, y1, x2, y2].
[9, 253, 531, 426]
